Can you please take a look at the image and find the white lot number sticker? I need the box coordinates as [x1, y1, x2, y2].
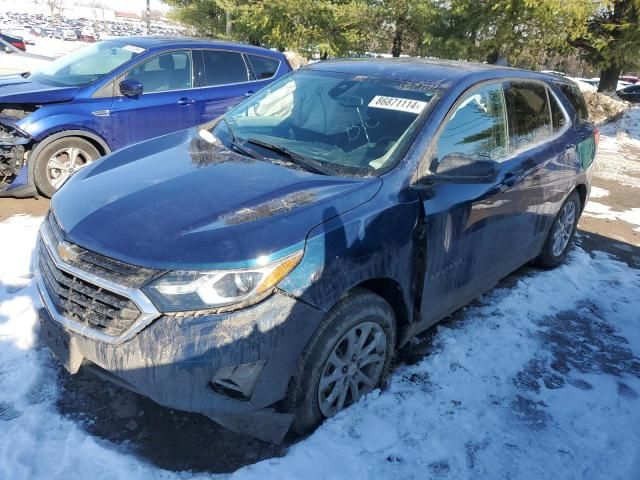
[122, 45, 146, 54]
[368, 95, 427, 114]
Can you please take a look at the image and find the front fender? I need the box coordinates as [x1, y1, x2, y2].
[20, 113, 110, 147]
[278, 197, 421, 316]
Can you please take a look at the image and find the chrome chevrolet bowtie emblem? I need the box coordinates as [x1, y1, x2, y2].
[57, 241, 78, 263]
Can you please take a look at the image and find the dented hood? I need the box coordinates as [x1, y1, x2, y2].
[0, 75, 79, 104]
[52, 129, 382, 270]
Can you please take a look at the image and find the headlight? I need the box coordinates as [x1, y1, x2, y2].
[144, 251, 303, 312]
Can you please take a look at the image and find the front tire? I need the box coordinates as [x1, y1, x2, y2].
[284, 288, 396, 435]
[535, 190, 581, 268]
[33, 137, 101, 198]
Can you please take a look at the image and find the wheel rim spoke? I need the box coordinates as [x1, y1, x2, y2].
[67, 147, 81, 167]
[319, 369, 342, 391]
[323, 380, 344, 408]
[359, 352, 384, 368]
[335, 379, 349, 411]
[47, 157, 65, 171]
[354, 370, 377, 388]
[51, 171, 69, 188]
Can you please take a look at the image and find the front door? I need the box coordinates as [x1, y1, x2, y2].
[416, 81, 551, 328]
[108, 50, 197, 149]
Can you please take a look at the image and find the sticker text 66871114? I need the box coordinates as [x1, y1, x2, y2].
[368, 96, 428, 114]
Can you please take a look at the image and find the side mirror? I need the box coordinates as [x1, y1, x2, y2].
[419, 153, 498, 185]
[119, 79, 143, 98]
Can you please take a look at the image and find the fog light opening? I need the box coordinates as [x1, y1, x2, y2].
[210, 361, 265, 400]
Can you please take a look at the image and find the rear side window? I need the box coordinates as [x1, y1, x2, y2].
[246, 54, 280, 80]
[504, 82, 552, 150]
[549, 92, 567, 133]
[202, 50, 249, 86]
[435, 82, 508, 166]
[558, 83, 589, 121]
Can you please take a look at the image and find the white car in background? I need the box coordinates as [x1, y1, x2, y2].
[0, 38, 51, 76]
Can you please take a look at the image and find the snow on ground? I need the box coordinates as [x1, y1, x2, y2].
[588, 186, 609, 199]
[584, 202, 640, 232]
[595, 107, 640, 188]
[0, 215, 639, 480]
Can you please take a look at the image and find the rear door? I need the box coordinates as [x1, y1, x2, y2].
[499, 80, 570, 250]
[108, 50, 198, 148]
[192, 49, 252, 123]
[192, 50, 284, 123]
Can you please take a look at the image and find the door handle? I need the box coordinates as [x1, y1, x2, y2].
[177, 97, 195, 105]
[245, 90, 255, 97]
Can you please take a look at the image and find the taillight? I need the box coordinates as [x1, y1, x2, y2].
[12, 41, 26, 51]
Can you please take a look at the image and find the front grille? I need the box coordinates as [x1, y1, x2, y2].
[44, 213, 160, 288]
[38, 240, 143, 337]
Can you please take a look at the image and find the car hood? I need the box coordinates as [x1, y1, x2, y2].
[0, 75, 79, 104]
[52, 129, 383, 270]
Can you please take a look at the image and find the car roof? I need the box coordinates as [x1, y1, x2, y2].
[305, 57, 559, 87]
[108, 36, 284, 58]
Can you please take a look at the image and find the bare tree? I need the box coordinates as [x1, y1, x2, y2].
[46, 0, 64, 27]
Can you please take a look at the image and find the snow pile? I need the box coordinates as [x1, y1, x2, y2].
[583, 90, 629, 125]
[567, 77, 596, 93]
[1, 215, 639, 479]
[594, 106, 640, 188]
[284, 51, 309, 70]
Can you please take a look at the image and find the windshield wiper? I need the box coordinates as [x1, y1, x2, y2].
[220, 117, 263, 160]
[245, 137, 333, 175]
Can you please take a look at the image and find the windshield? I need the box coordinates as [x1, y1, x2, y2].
[30, 40, 145, 87]
[212, 70, 435, 176]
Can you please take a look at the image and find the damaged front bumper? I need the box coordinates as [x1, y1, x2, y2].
[35, 268, 324, 443]
[0, 120, 35, 197]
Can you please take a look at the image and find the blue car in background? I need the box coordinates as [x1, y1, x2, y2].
[36, 59, 597, 442]
[0, 37, 290, 197]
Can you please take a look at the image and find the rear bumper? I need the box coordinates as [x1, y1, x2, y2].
[36, 284, 324, 441]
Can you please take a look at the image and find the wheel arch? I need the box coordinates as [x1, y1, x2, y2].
[353, 277, 411, 347]
[27, 129, 111, 188]
[574, 183, 587, 213]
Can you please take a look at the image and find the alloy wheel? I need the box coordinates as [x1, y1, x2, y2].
[46, 146, 94, 190]
[317, 321, 387, 417]
[552, 200, 577, 257]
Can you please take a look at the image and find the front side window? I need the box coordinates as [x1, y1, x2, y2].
[30, 40, 144, 87]
[504, 82, 553, 150]
[212, 70, 435, 176]
[202, 50, 249, 86]
[125, 51, 192, 93]
[435, 82, 508, 172]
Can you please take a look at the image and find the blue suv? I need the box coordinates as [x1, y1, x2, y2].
[36, 59, 597, 442]
[0, 37, 290, 197]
